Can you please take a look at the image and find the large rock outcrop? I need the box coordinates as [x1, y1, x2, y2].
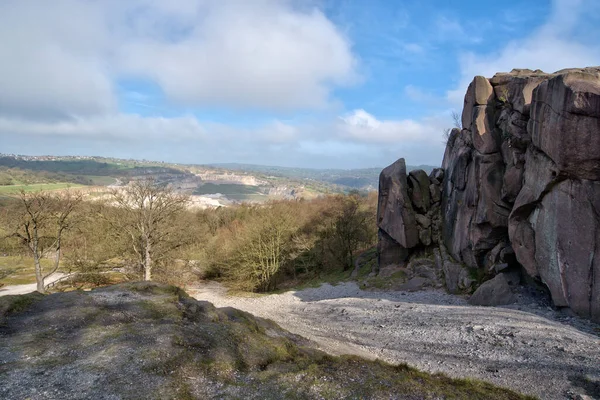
[377, 159, 444, 269]
[442, 67, 600, 321]
[377, 159, 419, 267]
[376, 159, 475, 292]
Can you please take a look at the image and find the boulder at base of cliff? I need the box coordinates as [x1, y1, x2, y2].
[469, 273, 516, 306]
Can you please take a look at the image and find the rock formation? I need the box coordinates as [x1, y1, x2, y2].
[442, 67, 600, 321]
[377, 159, 441, 267]
[468, 273, 516, 306]
[378, 67, 599, 321]
[376, 159, 475, 293]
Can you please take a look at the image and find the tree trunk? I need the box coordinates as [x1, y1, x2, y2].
[33, 242, 45, 293]
[144, 237, 152, 281]
[48, 236, 61, 279]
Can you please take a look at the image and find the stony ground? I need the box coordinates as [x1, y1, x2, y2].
[0, 282, 535, 400]
[190, 281, 600, 400]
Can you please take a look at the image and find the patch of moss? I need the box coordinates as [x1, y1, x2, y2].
[355, 248, 378, 279]
[467, 266, 490, 293]
[0, 291, 44, 322]
[360, 268, 407, 290]
[117, 281, 188, 298]
[390, 270, 407, 280]
[140, 299, 183, 322]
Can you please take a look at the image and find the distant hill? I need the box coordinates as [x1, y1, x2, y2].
[207, 163, 439, 190]
[0, 154, 438, 194]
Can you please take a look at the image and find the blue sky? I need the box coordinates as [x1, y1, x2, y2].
[0, 0, 599, 168]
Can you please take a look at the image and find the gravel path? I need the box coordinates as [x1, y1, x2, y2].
[0, 273, 67, 296]
[190, 281, 600, 400]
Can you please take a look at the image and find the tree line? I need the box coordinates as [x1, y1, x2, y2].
[0, 180, 377, 293]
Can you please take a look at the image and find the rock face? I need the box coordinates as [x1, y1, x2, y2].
[442, 67, 600, 321]
[377, 159, 444, 270]
[377, 158, 419, 261]
[377, 159, 476, 292]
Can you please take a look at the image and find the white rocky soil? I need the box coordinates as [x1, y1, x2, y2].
[190, 281, 600, 400]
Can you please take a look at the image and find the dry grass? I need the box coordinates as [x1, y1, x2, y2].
[0, 256, 59, 286]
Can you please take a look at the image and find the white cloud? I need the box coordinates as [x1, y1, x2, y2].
[0, 1, 116, 120]
[257, 121, 299, 144]
[119, 1, 357, 110]
[0, 108, 445, 146]
[337, 109, 447, 144]
[0, 114, 206, 140]
[0, 0, 357, 120]
[0, 107, 448, 167]
[447, 0, 600, 107]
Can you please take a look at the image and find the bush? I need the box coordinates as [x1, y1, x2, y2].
[204, 194, 377, 292]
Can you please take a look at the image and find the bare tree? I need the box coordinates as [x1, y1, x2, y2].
[442, 128, 452, 144]
[102, 179, 189, 281]
[8, 190, 82, 292]
[451, 110, 462, 129]
[443, 110, 462, 144]
[227, 204, 297, 292]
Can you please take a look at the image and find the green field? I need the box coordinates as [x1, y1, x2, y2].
[193, 183, 268, 201]
[85, 176, 117, 185]
[0, 256, 58, 286]
[0, 183, 83, 194]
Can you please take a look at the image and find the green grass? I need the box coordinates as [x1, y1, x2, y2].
[0, 183, 83, 194]
[0, 256, 57, 286]
[360, 271, 406, 290]
[193, 183, 268, 201]
[294, 249, 378, 290]
[0, 291, 44, 321]
[85, 176, 117, 185]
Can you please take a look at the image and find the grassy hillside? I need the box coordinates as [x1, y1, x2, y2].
[0, 156, 185, 188]
[0, 155, 405, 195]
[193, 183, 267, 201]
[0, 256, 58, 286]
[0, 182, 83, 194]
[208, 163, 438, 190]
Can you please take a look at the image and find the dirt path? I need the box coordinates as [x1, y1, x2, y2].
[189, 281, 600, 400]
[0, 273, 67, 296]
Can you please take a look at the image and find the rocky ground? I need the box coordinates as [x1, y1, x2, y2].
[190, 281, 600, 400]
[0, 282, 532, 400]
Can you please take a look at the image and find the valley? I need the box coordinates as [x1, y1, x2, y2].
[0, 154, 432, 208]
